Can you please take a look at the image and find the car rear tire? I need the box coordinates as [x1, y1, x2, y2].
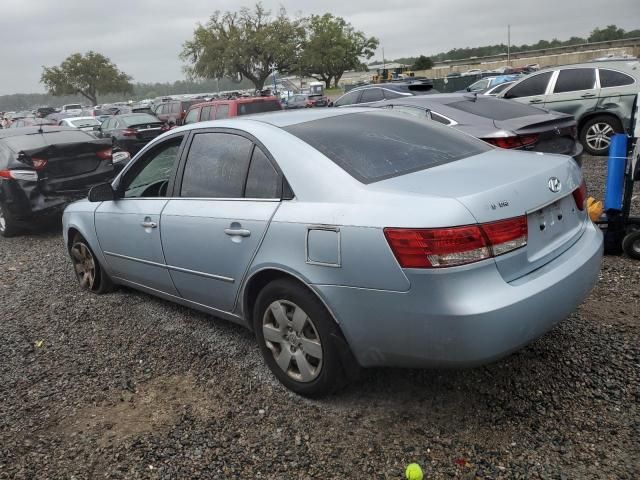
[579, 115, 623, 156]
[70, 233, 115, 294]
[0, 201, 21, 237]
[253, 279, 347, 397]
[622, 230, 640, 260]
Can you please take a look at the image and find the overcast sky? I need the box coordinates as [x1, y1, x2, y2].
[1, 0, 638, 95]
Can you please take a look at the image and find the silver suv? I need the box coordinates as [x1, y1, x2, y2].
[499, 60, 639, 155]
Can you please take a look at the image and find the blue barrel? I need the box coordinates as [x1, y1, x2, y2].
[604, 134, 627, 212]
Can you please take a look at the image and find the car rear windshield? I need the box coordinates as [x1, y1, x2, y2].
[446, 97, 540, 120]
[64, 104, 82, 110]
[3, 130, 93, 151]
[71, 119, 100, 128]
[238, 100, 281, 116]
[122, 114, 160, 126]
[284, 112, 489, 184]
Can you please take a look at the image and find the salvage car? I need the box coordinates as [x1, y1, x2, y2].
[366, 94, 583, 161]
[0, 126, 115, 236]
[58, 116, 102, 132]
[499, 60, 640, 155]
[332, 79, 436, 107]
[62, 108, 603, 397]
[95, 113, 166, 155]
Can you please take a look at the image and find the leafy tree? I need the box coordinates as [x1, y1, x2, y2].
[297, 14, 378, 88]
[41, 52, 132, 106]
[181, 3, 304, 91]
[589, 25, 625, 42]
[412, 55, 433, 70]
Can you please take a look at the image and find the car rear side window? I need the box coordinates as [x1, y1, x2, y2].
[201, 106, 212, 121]
[284, 111, 490, 184]
[504, 72, 552, 98]
[599, 69, 635, 88]
[238, 101, 281, 115]
[245, 147, 280, 198]
[181, 133, 252, 198]
[553, 68, 596, 93]
[383, 90, 405, 100]
[216, 104, 229, 119]
[447, 97, 540, 120]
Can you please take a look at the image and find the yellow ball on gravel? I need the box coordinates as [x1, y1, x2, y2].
[405, 463, 424, 480]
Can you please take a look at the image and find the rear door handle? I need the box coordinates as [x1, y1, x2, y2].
[580, 93, 596, 98]
[141, 221, 157, 229]
[528, 98, 543, 104]
[224, 228, 251, 237]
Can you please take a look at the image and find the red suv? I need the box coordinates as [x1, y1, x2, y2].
[184, 96, 282, 124]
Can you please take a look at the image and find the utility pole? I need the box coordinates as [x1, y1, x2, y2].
[507, 24, 511, 66]
[382, 47, 386, 70]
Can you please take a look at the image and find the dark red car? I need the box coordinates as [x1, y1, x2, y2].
[184, 96, 282, 124]
[153, 100, 199, 126]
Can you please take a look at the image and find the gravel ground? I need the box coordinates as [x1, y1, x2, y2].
[1, 155, 639, 479]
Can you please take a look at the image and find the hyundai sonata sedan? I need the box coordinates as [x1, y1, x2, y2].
[62, 108, 603, 397]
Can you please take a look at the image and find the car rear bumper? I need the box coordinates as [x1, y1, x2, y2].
[315, 220, 603, 368]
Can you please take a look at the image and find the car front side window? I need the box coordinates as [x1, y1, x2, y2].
[122, 137, 183, 198]
[504, 72, 552, 98]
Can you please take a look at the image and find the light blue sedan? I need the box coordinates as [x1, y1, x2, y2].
[62, 108, 603, 397]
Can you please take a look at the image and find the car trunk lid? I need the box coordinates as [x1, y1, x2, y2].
[494, 113, 578, 155]
[126, 122, 164, 141]
[374, 149, 587, 280]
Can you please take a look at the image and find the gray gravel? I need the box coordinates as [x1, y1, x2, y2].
[1, 155, 639, 479]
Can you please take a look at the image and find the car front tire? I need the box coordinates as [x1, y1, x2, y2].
[69, 233, 115, 294]
[253, 279, 347, 397]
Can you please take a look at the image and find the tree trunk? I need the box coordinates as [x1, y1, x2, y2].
[324, 78, 331, 88]
[333, 73, 343, 88]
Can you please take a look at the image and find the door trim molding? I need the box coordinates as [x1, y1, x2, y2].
[104, 251, 235, 283]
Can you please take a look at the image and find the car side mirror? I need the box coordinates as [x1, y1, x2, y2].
[88, 182, 115, 202]
[466, 87, 471, 92]
[93, 125, 101, 131]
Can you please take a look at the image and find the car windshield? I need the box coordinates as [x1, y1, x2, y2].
[284, 111, 489, 184]
[446, 97, 541, 120]
[71, 118, 100, 128]
[64, 104, 82, 110]
[238, 100, 281, 115]
[122, 114, 160, 126]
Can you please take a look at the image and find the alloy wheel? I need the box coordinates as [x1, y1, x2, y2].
[262, 300, 323, 383]
[0, 207, 6, 233]
[70, 242, 97, 290]
[585, 122, 614, 152]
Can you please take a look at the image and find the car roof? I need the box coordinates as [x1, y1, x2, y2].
[535, 60, 640, 76]
[190, 96, 281, 108]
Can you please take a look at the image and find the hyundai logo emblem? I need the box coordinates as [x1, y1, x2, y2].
[548, 177, 562, 193]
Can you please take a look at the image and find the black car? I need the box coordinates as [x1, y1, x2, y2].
[332, 80, 436, 107]
[36, 106, 57, 118]
[0, 126, 115, 236]
[96, 113, 166, 155]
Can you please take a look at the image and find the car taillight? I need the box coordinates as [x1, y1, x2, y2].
[483, 134, 539, 149]
[0, 169, 39, 181]
[31, 157, 48, 170]
[384, 216, 528, 269]
[96, 148, 112, 160]
[122, 129, 136, 137]
[572, 178, 587, 211]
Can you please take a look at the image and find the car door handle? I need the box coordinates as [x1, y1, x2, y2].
[140, 221, 157, 229]
[224, 228, 251, 237]
[528, 98, 543, 104]
[581, 93, 596, 98]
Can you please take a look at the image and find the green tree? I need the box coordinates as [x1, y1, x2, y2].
[588, 25, 625, 42]
[412, 55, 433, 70]
[41, 51, 132, 106]
[181, 3, 304, 91]
[297, 13, 378, 88]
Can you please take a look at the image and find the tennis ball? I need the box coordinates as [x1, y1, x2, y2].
[405, 463, 424, 480]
